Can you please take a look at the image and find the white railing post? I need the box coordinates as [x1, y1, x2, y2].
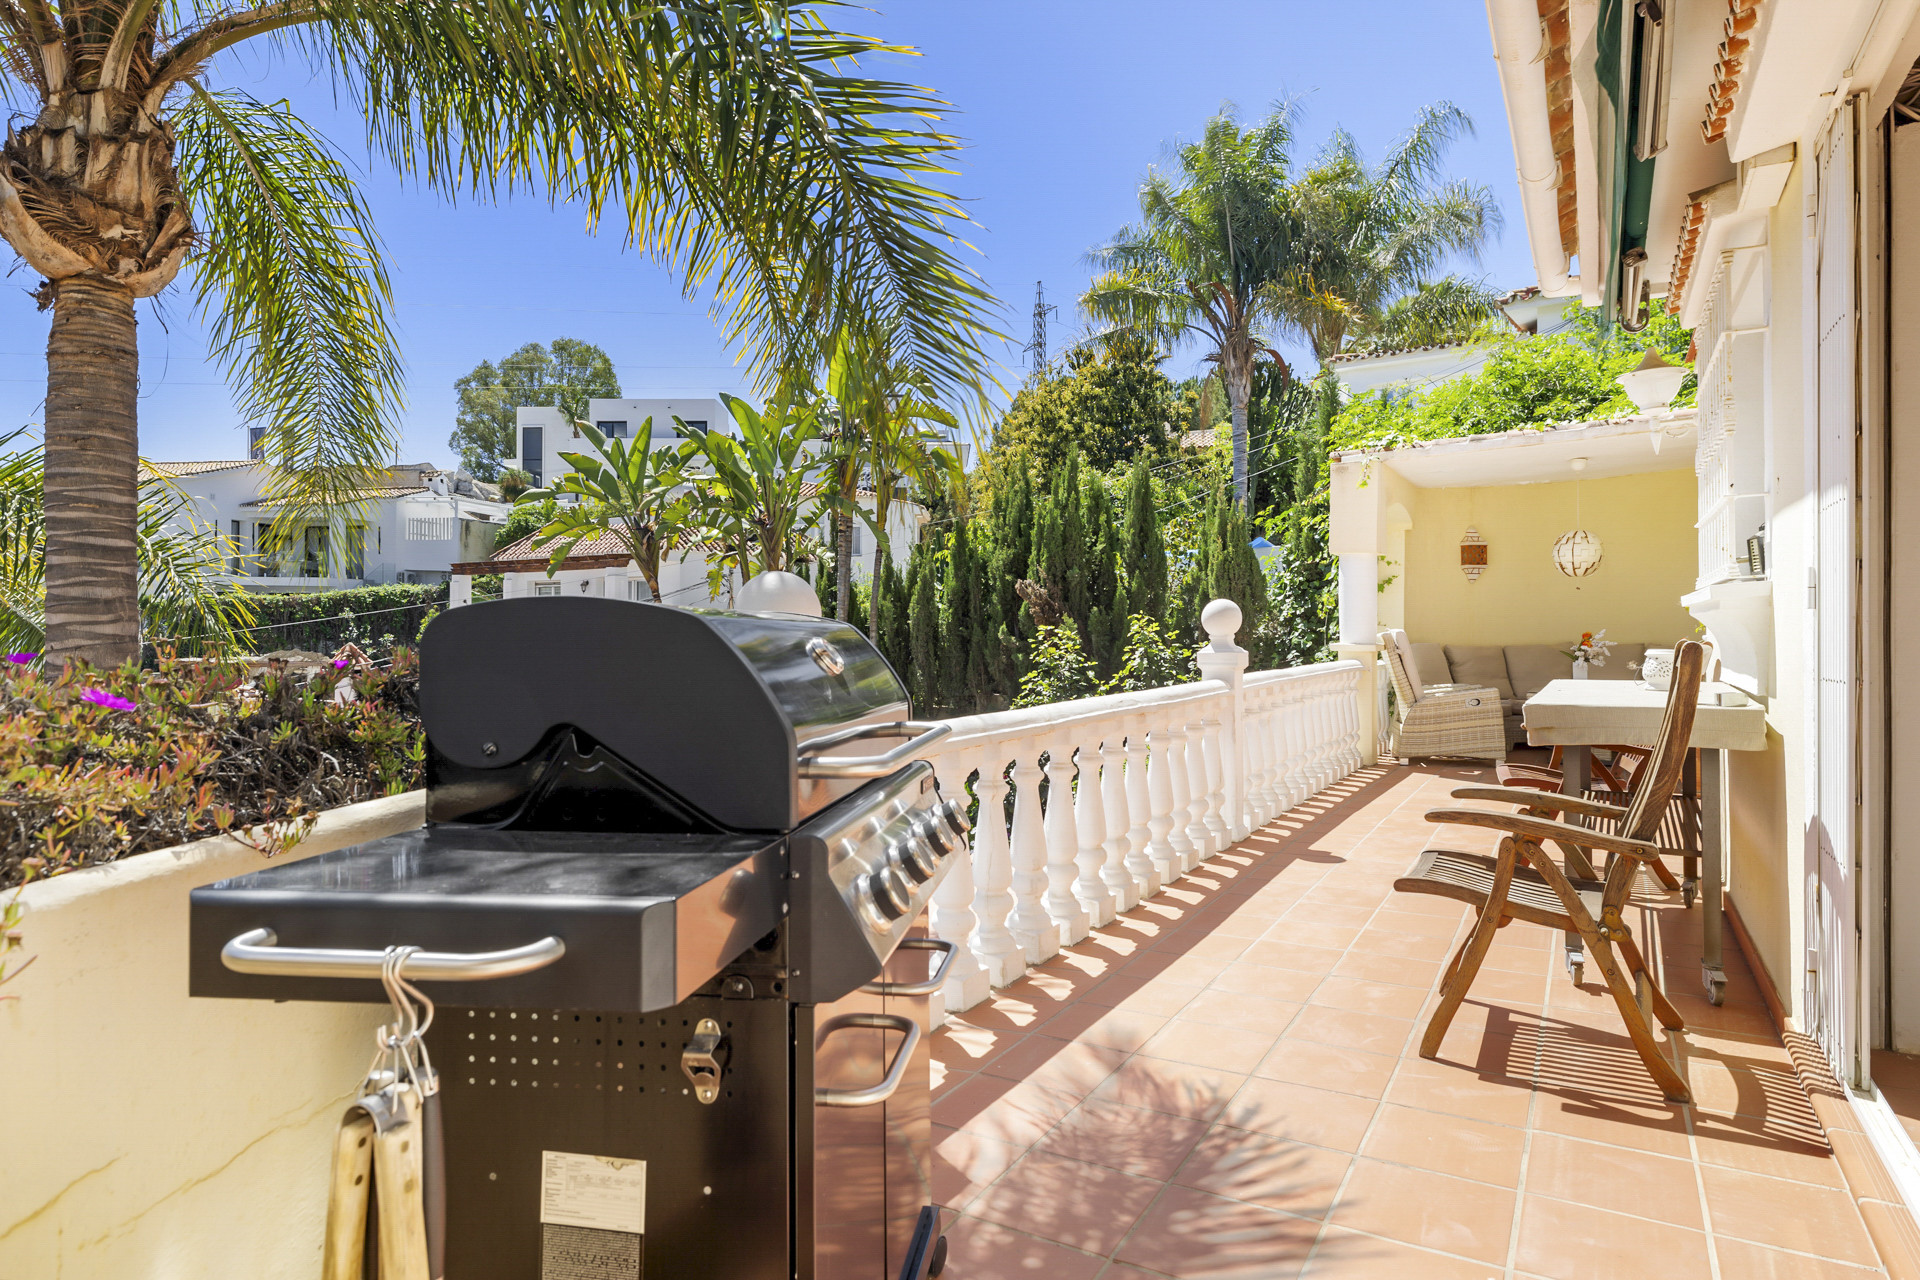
[1201, 714, 1230, 852]
[928, 753, 992, 1012]
[1242, 683, 1269, 828]
[1100, 735, 1138, 912]
[1007, 753, 1058, 963]
[966, 756, 1025, 987]
[1042, 745, 1090, 946]
[1073, 738, 1116, 928]
[1194, 600, 1251, 843]
[1153, 716, 1190, 881]
[1343, 666, 1364, 774]
[1182, 713, 1212, 866]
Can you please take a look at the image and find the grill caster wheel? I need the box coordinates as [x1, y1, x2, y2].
[1682, 880, 1697, 908]
[1569, 962, 1584, 986]
[930, 1234, 948, 1276]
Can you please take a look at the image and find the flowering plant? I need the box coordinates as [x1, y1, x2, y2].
[1561, 629, 1614, 666]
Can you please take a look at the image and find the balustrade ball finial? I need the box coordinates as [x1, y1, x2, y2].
[1201, 598, 1243, 651]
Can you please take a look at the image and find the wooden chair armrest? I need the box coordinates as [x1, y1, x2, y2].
[1423, 807, 1661, 860]
[1495, 775, 1564, 794]
[1449, 786, 1627, 820]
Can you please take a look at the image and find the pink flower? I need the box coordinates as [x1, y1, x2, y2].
[333, 658, 349, 669]
[6, 652, 35, 664]
[81, 688, 136, 712]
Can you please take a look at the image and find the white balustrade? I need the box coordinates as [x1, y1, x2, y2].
[913, 603, 1364, 1015]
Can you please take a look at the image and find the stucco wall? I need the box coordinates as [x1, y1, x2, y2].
[1400, 468, 1700, 647]
[0, 792, 426, 1279]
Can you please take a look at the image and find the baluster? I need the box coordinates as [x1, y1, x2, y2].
[1344, 668, 1364, 773]
[1245, 686, 1273, 826]
[1159, 716, 1195, 878]
[1201, 714, 1230, 852]
[1042, 744, 1090, 946]
[966, 756, 1024, 986]
[1100, 735, 1138, 912]
[1280, 680, 1308, 810]
[1007, 752, 1058, 963]
[1121, 721, 1159, 901]
[1314, 676, 1337, 791]
[928, 755, 992, 1011]
[1263, 685, 1286, 816]
[1304, 677, 1329, 795]
[1073, 738, 1115, 928]
[1182, 714, 1212, 866]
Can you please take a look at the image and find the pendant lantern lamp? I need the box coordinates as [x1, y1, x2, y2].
[1554, 458, 1602, 579]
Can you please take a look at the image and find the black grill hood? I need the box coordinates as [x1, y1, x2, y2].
[420, 598, 908, 833]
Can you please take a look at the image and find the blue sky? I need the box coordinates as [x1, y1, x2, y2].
[1, 2, 1534, 467]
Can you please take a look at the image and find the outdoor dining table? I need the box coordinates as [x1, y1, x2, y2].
[1521, 678, 1769, 1006]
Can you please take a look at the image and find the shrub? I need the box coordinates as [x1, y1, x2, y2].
[232, 582, 448, 656]
[1, 650, 424, 887]
[1013, 624, 1099, 709]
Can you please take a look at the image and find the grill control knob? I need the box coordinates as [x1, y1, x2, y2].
[938, 798, 972, 838]
[865, 865, 912, 922]
[889, 837, 936, 883]
[916, 817, 955, 858]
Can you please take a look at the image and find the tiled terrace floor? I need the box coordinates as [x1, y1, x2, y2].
[930, 762, 1900, 1279]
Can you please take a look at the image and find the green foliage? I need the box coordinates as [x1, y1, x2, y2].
[448, 339, 621, 479]
[1, 649, 426, 887]
[494, 498, 561, 554]
[519, 421, 693, 602]
[679, 392, 823, 590]
[234, 583, 447, 657]
[1013, 624, 1099, 709]
[987, 335, 1175, 474]
[1121, 457, 1169, 622]
[1176, 488, 1268, 646]
[498, 468, 534, 501]
[907, 544, 941, 712]
[1257, 498, 1338, 667]
[873, 552, 911, 683]
[1331, 303, 1696, 451]
[1102, 615, 1196, 694]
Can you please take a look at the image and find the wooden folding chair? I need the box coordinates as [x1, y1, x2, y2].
[1393, 641, 1707, 1103]
[1497, 743, 1651, 795]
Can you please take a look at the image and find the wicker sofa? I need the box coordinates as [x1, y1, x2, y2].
[1379, 630, 1508, 762]
[1402, 640, 1651, 746]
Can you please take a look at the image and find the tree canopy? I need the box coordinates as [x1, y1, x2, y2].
[987, 334, 1176, 475]
[450, 339, 622, 479]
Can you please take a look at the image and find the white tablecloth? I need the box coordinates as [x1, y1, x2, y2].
[1522, 679, 1767, 752]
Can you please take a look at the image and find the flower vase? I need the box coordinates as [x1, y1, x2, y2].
[1573, 658, 1589, 680]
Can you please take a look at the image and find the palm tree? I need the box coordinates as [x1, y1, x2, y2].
[1267, 104, 1503, 360]
[519, 423, 693, 604]
[1083, 104, 1305, 507]
[11, 2, 997, 668]
[678, 392, 823, 592]
[825, 326, 959, 637]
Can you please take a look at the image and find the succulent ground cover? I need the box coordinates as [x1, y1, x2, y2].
[0, 649, 423, 888]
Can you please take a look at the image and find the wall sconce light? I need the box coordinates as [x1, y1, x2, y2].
[1460, 527, 1488, 582]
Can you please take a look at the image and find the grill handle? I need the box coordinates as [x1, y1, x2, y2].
[814, 1012, 922, 1108]
[863, 938, 957, 997]
[220, 928, 567, 981]
[796, 721, 951, 779]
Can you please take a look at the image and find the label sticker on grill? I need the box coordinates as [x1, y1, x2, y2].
[541, 1223, 641, 1280]
[540, 1151, 647, 1234]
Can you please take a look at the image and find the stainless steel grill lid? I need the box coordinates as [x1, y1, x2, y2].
[420, 598, 908, 831]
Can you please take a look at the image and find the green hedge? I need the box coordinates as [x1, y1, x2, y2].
[231, 582, 448, 656]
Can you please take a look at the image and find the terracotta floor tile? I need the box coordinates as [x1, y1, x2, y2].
[1095, 977, 1210, 1018]
[1090, 1057, 1247, 1124]
[1207, 963, 1326, 1003]
[1178, 989, 1306, 1037]
[1369, 908, 1462, 938]
[1307, 976, 1430, 1021]
[938, 1213, 1110, 1280]
[1243, 940, 1348, 974]
[1710, 1237, 1886, 1279]
[1347, 927, 1456, 963]
[1382, 1057, 1535, 1128]
[1218, 1077, 1380, 1153]
[967, 1149, 1163, 1256]
[1114, 1184, 1317, 1279]
[1328, 1158, 1516, 1265]
[1300, 1224, 1500, 1279]
[1358, 1102, 1526, 1186]
[1284, 1005, 1415, 1057]
[1172, 1123, 1352, 1219]
[1699, 1165, 1879, 1265]
[1528, 1087, 1691, 1158]
[1036, 1097, 1210, 1180]
[939, 1075, 1083, 1146]
[1329, 948, 1444, 989]
[1513, 1193, 1713, 1280]
[1031, 1005, 1170, 1054]
[1691, 1112, 1844, 1187]
[1252, 1039, 1398, 1099]
[982, 1035, 1131, 1098]
[1268, 921, 1364, 952]
[933, 1124, 1027, 1212]
[1140, 1019, 1281, 1075]
[1521, 1131, 1702, 1228]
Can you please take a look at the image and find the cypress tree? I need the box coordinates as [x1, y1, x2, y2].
[1121, 456, 1168, 621]
[941, 521, 973, 711]
[907, 542, 941, 712]
[1055, 449, 1089, 626]
[1082, 473, 1126, 677]
[1027, 491, 1067, 629]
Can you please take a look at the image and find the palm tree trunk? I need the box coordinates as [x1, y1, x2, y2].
[43, 277, 141, 669]
[835, 508, 852, 621]
[1226, 359, 1252, 509]
[869, 488, 890, 642]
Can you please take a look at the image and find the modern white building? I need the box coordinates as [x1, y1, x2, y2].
[506, 397, 726, 489]
[1324, 286, 1580, 399]
[145, 460, 511, 591]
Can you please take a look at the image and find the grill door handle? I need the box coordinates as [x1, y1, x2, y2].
[863, 938, 957, 997]
[796, 721, 951, 778]
[814, 1013, 922, 1108]
[220, 928, 567, 981]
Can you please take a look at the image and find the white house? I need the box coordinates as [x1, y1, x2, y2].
[507, 397, 726, 489]
[146, 460, 512, 591]
[1324, 286, 1580, 399]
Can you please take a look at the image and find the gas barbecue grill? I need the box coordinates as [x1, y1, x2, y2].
[189, 597, 968, 1280]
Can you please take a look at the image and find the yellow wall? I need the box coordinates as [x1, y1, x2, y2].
[1400, 469, 1699, 647]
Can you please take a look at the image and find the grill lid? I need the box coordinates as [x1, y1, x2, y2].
[420, 598, 907, 832]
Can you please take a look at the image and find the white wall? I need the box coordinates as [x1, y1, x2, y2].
[510, 398, 727, 490]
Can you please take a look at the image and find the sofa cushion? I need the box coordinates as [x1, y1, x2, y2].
[1590, 642, 1646, 680]
[1408, 642, 1452, 690]
[1443, 645, 1516, 701]
[1505, 645, 1572, 700]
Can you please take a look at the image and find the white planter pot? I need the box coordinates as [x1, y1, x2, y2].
[1641, 648, 1675, 690]
[0, 791, 426, 1280]
[1573, 658, 1590, 679]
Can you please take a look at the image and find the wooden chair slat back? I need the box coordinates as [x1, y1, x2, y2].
[1620, 640, 1707, 842]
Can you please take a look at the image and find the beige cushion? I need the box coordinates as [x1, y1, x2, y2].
[1444, 645, 1516, 701]
[1409, 642, 1452, 689]
[1589, 642, 1646, 680]
[1504, 645, 1572, 700]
